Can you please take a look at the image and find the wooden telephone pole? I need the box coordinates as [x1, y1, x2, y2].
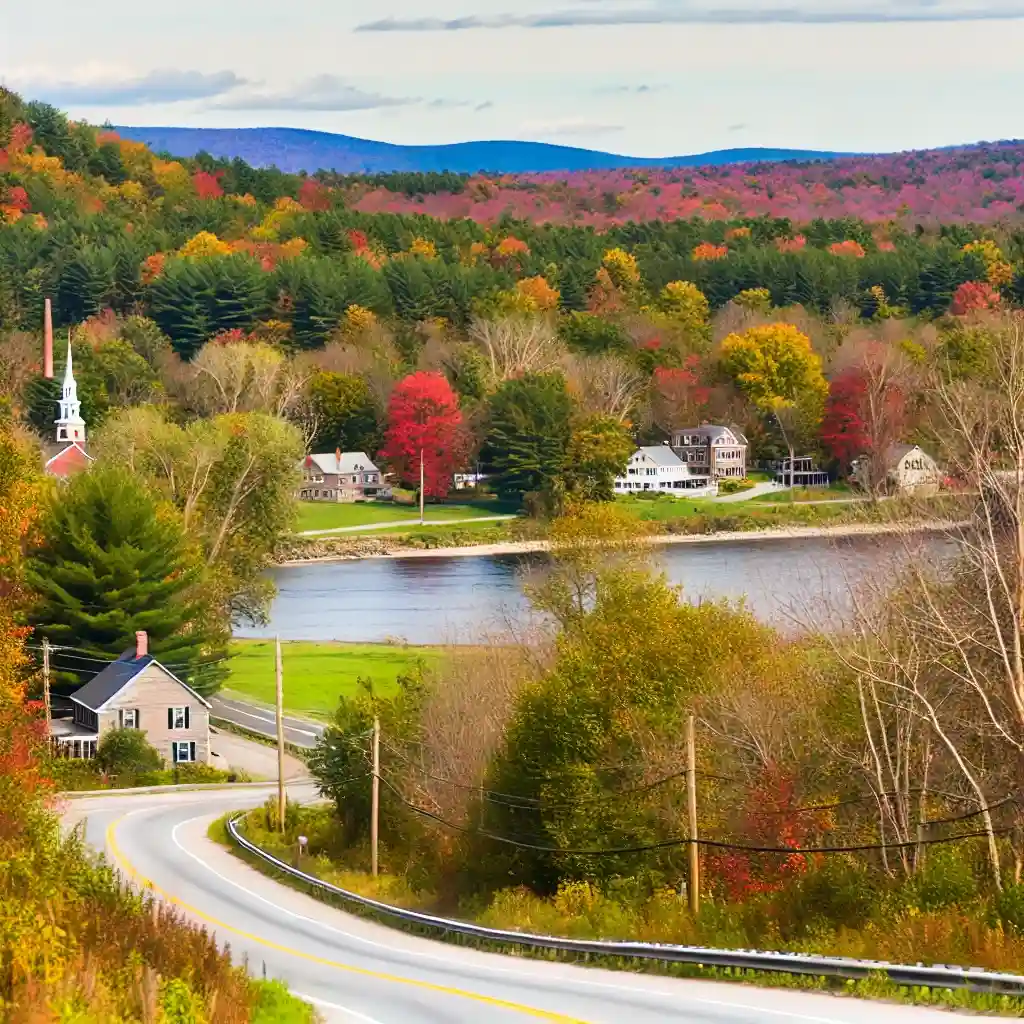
[371, 716, 381, 877]
[686, 714, 700, 916]
[419, 448, 425, 525]
[275, 636, 285, 833]
[42, 638, 52, 730]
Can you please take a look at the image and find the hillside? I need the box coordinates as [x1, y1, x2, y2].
[113, 125, 841, 175]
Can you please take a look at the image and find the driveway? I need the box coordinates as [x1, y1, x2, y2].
[210, 728, 308, 781]
[713, 481, 782, 502]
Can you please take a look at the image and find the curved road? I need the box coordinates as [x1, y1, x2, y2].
[65, 785, 974, 1024]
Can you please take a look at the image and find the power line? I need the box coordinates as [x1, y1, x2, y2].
[379, 774, 1012, 858]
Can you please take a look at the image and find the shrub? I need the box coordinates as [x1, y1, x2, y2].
[993, 883, 1024, 933]
[97, 727, 163, 775]
[771, 859, 884, 938]
[904, 848, 980, 911]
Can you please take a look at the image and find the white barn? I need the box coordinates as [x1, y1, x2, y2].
[615, 446, 718, 496]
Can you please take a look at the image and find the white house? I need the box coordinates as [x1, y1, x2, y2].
[615, 446, 719, 496]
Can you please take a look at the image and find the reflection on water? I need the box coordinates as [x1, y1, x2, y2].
[236, 534, 956, 644]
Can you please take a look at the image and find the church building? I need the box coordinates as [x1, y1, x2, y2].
[41, 301, 93, 478]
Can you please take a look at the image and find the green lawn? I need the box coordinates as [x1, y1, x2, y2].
[296, 499, 515, 534]
[223, 639, 443, 717]
[753, 482, 857, 504]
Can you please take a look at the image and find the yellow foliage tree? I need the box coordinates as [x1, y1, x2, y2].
[517, 276, 560, 311]
[963, 239, 1014, 288]
[734, 287, 773, 313]
[719, 323, 828, 443]
[178, 231, 233, 260]
[409, 237, 438, 259]
[601, 247, 640, 290]
[344, 304, 377, 334]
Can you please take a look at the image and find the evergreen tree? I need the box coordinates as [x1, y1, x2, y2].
[484, 372, 573, 499]
[26, 465, 228, 695]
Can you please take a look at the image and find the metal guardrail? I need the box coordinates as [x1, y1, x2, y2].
[227, 815, 1024, 995]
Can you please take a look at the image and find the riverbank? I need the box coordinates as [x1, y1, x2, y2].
[277, 519, 961, 566]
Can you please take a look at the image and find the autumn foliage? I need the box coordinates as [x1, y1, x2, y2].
[380, 372, 467, 498]
[951, 280, 1001, 315]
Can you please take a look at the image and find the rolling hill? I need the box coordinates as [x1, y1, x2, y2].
[113, 125, 844, 175]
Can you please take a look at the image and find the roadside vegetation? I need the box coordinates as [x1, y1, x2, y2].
[0, 428, 315, 1022]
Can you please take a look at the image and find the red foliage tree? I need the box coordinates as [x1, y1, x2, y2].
[298, 179, 331, 212]
[347, 229, 369, 252]
[950, 280, 1000, 315]
[821, 340, 911, 488]
[820, 370, 869, 471]
[379, 372, 467, 498]
[192, 171, 224, 200]
[706, 765, 826, 901]
[650, 357, 710, 433]
[5, 186, 30, 212]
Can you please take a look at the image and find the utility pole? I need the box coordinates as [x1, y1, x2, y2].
[371, 716, 380, 877]
[686, 714, 700, 916]
[275, 636, 285, 833]
[42, 638, 52, 731]
[419, 448, 425, 525]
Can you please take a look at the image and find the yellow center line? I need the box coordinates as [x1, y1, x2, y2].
[105, 814, 587, 1024]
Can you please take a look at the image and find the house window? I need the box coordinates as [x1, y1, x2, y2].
[169, 706, 190, 730]
[172, 741, 196, 763]
[119, 708, 138, 729]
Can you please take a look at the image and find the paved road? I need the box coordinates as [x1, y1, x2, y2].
[65, 786, 974, 1024]
[300, 515, 516, 537]
[211, 694, 325, 748]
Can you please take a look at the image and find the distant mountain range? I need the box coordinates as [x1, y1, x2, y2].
[114, 126, 846, 175]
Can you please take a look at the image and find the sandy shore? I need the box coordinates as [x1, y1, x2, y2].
[277, 519, 960, 566]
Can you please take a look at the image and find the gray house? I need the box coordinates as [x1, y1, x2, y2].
[670, 425, 748, 480]
[299, 450, 392, 503]
[51, 632, 212, 764]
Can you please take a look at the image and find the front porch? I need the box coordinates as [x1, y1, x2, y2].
[50, 718, 98, 760]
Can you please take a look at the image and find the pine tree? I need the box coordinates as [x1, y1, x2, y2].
[26, 465, 228, 695]
[484, 372, 573, 499]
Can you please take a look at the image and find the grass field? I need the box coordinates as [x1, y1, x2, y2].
[223, 639, 443, 717]
[754, 482, 857, 504]
[296, 499, 515, 534]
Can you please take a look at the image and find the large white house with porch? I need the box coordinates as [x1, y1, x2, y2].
[615, 445, 719, 496]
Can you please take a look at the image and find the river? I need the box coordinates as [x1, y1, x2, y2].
[236, 533, 955, 644]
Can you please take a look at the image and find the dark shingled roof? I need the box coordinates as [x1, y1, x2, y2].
[69, 652, 212, 712]
[70, 653, 153, 712]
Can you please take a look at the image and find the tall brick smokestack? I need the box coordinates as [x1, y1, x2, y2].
[43, 298, 53, 379]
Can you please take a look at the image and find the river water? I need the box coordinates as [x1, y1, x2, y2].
[236, 534, 955, 644]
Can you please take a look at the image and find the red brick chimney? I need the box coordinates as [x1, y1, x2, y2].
[135, 631, 148, 659]
[43, 298, 53, 379]
[335, 446, 341, 472]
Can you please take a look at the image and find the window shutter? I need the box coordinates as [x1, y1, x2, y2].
[189, 741, 196, 762]
[167, 708, 173, 730]
[185, 706, 190, 729]
[135, 710, 140, 730]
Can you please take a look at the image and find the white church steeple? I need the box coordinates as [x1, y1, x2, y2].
[55, 334, 86, 445]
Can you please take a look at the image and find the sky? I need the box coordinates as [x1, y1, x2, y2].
[3, 0, 1024, 157]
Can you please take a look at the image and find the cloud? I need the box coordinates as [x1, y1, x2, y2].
[213, 74, 415, 111]
[519, 118, 625, 137]
[356, 2, 1024, 31]
[599, 83, 667, 94]
[14, 69, 245, 106]
[475, 101, 495, 112]
[728, 122, 748, 132]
